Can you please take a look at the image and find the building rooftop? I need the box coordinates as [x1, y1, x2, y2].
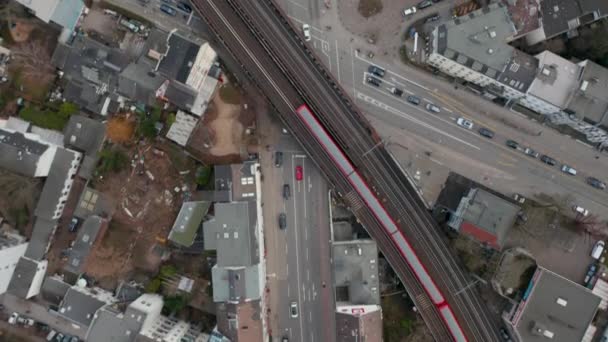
[86, 306, 145, 342]
[64, 215, 106, 275]
[503, 0, 541, 37]
[436, 3, 537, 93]
[25, 217, 57, 261]
[63, 115, 106, 156]
[528, 51, 581, 109]
[335, 305, 383, 342]
[449, 188, 520, 249]
[539, 0, 583, 39]
[74, 187, 114, 219]
[49, 0, 84, 31]
[41, 276, 71, 306]
[0, 128, 51, 178]
[168, 201, 211, 248]
[215, 301, 263, 342]
[566, 60, 608, 125]
[333, 240, 380, 305]
[162, 80, 197, 112]
[59, 287, 109, 327]
[158, 33, 201, 83]
[117, 60, 166, 106]
[578, 0, 608, 16]
[166, 111, 199, 147]
[7, 257, 47, 299]
[51, 36, 130, 115]
[212, 264, 262, 303]
[204, 201, 258, 267]
[510, 267, 601, 342]
[34, 147, 80, 220]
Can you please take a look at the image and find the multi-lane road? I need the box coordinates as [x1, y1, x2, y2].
[191, 0, 500, 340]
[261, 128, 335, 342]
[278, 0, 608, 218]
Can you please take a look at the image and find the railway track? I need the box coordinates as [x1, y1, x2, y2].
[191, 0, 501, 340]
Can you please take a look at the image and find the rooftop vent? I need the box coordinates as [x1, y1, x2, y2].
[580, 80, 589, 91]
[556, 297, 567, 307]
[487, 48, 494, 55]
[488, 31, 497, 38]
[542, 67, 552, 76]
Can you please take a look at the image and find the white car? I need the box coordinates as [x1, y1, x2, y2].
[290, 302, 298, 318]
[404, 6, 417, 16]
[302, 24, 311, 42]
[573, 205, 589, 217]
[8, 312, 18, 325]
[456, 117, 474, 130]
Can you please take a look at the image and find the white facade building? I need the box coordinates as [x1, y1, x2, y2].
[0, 229, 28, 294]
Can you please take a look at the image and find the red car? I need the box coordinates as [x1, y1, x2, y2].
[295, 165, 303, 181]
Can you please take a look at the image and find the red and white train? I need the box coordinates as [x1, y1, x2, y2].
[296, 104, 467, 342]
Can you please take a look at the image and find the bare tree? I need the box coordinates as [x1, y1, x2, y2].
[575, 214, 608, 238]
[10, 40, 55, 85]
[0, 1, 29, 30]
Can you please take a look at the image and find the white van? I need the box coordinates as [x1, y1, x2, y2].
[46, 330, 57, 341]
[561, 164, 577, 176]
[592, 240, 605, 260]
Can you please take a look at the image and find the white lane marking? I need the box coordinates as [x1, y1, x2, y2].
[430, 158, 444, 166]
[443, 107, 453, 113]
[309, 311, 313, 322]
[286, 0, 307, 10]
[335, 40, 341, 83]
[286, 262, 289, 276]
[288, 285, 291, 297]
[388, 77, 414, 94]
[351, 46, 357, 100]
[423, 97, 433, 104]
[356, 91, 481, 150]
[307, 269, 310, 281]
[290, 155, 305, 338]
[306, 248, 309, 260]
[354, 52, 431, 91]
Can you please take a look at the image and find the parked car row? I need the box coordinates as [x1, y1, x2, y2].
[505, 139, 606, 191]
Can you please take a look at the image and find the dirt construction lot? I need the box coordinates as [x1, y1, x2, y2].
[188, 83, 256, 164]
[86, 142, 193, 287]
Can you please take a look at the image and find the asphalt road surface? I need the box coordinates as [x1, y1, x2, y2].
[279, 0, 608, 219]
[261, 127, 335, 342]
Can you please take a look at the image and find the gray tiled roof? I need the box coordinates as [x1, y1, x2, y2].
[86, 306, 145, 342]
[34, 148, 79, 220]
[25, 217, 57, 261]
[41, 276, 71, 305]
[203, 201, 258, 267]
[164, 80, 197, 111]
[7, 257, 42, 298]
[435, 3, 538, 93]
[63, 115, 106, 156]
[578, 0, 608, 16]
[59, 288, 107, 327]
[0, 128, 49, 177]
[158, 33, 200, 83]
[64, 215, 105, 275]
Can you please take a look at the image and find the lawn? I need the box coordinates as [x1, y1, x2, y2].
[19, 102, 78, 131]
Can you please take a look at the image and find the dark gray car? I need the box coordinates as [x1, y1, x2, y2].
[275, 151, 283, 167]
[283, 184, 291, 199]
[278, 213, 287, 229]
[367, 65, 385, 78]
[478, 127, 494, 139]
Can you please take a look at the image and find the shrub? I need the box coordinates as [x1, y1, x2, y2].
[97, 147, 129, 174]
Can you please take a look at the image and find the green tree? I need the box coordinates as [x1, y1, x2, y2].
[97, 147, 129, 174]
[138, 108, 162, 139]
[195, 165, 212, 187]
[166, 112, 176, 127]
[160, 265, 177, 278]
[163, 295, 187, 315]
[145, 278, 162, 293]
